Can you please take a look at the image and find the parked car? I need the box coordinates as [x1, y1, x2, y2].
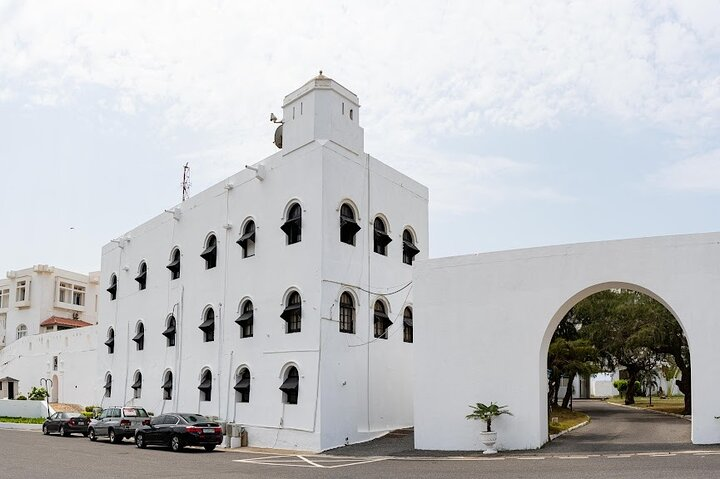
[88, 406, 150, 443]
[42, 412, 89, 437]
[134, 413, 223, 452]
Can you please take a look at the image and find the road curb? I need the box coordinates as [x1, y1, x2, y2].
[605, 401, 691, 422]
[0, 422, 42, 431]
[549, 419, 591, 441]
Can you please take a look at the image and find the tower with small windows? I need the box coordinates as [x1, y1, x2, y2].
[96, 74, 428, 452]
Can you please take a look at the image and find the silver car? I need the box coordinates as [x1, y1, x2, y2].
[88, 406, 150, 443]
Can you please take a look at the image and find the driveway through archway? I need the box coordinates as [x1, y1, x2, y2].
[413, 232, 720, 452]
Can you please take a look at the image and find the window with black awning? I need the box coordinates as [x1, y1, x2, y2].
[199, 308, 215, 342]
[280, 367, 299, 404]
[132, 323, 145, 350]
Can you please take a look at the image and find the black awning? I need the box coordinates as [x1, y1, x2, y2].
[404, 316, 413, 327]
[162, 377, 173, 390]
[200, 243, 217, 261]
[166, 258, 180, 273]
[134, 270, 147, 284]
[280, 303, 301, 321]
[104, 337, 115, 347]
[280, 217, 301, 236]
[198, 377, 212, 390]
[234, 377, 250, 392]
[131, 377, 142, 389]
[104, 377, 112, 389]
[403, 241, 420, 258]
[235, 310, 253, 325]
[132, 330, 144, 342]
[236, 230, 256, 249]
[374, 311, 393, 328]
[279, 376, 299, 392]
[106, 283, 117, 295]
[340, 216, 362, 235]
[198, 317, 214, 332]
[374, 231, 393, 247]
[162, 323, 176, 338]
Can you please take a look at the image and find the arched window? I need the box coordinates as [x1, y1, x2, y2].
[281, 291, 302, 333]
[104, 373, 112, 398]
[339, 292, 355, 334]
[167, 248, 181, 280]
[132, 322, 145, 351]
[281, 203, 302, 245]
[131, 370, 142, 399]
[163, 315, 176, 347]
[199, 307, 215, 342]
[373, 217, 392, 255]
[236, 300, 254, 338]
[373, 301, 392, 339]
[340, 203, 360, 245]
[107, 273, 117, 301]
[280, 366, 299, 404]
[403, 307, 414, 343]
[403, 229, 420, 265]
[201, 234, 217, 269]
[198, 369, 212, 402]
[16, 324, 27, 340]
[234, 368, 251, 403]
[162, 371, 173, 400]
[135, 261, 147, 291]
[105, 327, 115, 354]
[237, 220, 256, 258]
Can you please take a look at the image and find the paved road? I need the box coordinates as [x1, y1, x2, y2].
[544, 399, 695, 454]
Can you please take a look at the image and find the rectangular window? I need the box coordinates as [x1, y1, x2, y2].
[0, 288, 9, 309]
[57, 280, 85, 307]
[16, 280, 29, 304]
[53, 356, 58, 371]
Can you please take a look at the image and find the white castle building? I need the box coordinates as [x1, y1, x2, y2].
[0, 265, 99, 402]
[97, 73, 428, 451]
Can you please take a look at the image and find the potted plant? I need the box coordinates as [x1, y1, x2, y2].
[466, 402, 512, 454]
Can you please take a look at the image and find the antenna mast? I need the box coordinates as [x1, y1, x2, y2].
[182, 163, 191, 202]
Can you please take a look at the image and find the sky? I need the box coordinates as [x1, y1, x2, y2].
[0, 0, 719, 274]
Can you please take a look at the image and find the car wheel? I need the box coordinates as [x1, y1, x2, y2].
[60, 426, 70, 437]
[204, 445, 216, 452]
[170, 435, 184, 452]
[109, 429, 121, 444]
[135, 433, 147, 449]
[42, 425, 49, 435]
[88, 428, 97, 441]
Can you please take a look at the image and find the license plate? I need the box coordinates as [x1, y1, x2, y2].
[203, 428, 215, 433]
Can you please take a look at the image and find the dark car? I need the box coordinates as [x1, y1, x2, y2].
[134, 413, 223, 452]
[42, 412, 89, 437]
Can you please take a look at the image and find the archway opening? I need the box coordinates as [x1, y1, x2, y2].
[542, 285, 691, 449]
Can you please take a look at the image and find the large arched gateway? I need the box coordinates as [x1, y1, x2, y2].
[413, 232, 720, 451]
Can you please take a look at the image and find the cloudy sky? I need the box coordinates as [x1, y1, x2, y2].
[1, 0, 718, 274]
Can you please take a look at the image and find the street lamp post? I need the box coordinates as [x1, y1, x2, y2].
[40, 378, 53, 418]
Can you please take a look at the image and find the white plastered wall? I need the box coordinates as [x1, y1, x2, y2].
[414, 232, 720, 451]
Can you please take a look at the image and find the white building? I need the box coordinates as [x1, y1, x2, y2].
[97, 73, 428, 452]
[0, 265, 99, 402]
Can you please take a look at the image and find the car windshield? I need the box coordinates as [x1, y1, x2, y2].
[122, 407, 148, 417]
[179, 414, 209, 424]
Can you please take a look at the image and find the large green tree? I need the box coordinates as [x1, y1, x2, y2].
[565, 290, 690, 413]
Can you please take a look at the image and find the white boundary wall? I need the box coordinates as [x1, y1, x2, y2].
[414, 232, 720, 451]
[0, 399, 48, 418]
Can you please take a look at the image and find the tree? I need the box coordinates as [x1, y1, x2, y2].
[569, 290, 685, 408]
[28, 387, 48, 401]
[548, 337, 600, 408]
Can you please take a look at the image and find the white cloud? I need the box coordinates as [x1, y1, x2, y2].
[651, 149, 720, 192]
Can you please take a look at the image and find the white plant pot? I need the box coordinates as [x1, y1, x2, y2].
[479, 431, 498, 454]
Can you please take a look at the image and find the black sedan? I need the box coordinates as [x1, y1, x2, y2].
[42, 412, 89, 437]
[134, 413, 223, 452]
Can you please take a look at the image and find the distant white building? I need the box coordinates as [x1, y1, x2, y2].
[0, 265, 99, 402]
[97, 73, 428, 451]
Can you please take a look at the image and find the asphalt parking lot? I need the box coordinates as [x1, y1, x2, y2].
[4, 425, 720, 479]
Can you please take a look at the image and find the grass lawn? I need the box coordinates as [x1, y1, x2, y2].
[607, 395, 686, 415]
[548, 405, 590, 435]
[0, 416, 45, 424]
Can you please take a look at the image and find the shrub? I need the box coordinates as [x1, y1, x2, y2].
[613, 379, 641, 398]
[28, 387, 48, 401]
[81, 411, 94, 419]
[15, 395, 27, 401]
[85, 406, 96, 413]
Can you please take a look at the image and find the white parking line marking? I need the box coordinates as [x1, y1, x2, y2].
[606, 454, 633, 458]
[298, 456, 324, 468]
